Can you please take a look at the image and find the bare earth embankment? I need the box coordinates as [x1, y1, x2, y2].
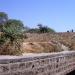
[22, 32, 75, 53]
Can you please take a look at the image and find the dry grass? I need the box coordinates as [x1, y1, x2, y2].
[22, 32, 75, 53]
[1, 32, 75, 54]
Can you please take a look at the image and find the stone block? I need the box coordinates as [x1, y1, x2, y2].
[19, 62, 25, 70]
[0, 64, 9, 73]
[10, 63, 19, 71]
[25, 61, 33, 69]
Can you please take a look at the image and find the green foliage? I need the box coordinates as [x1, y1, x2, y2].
[47, 27, 55, 33]
[37, 24, 55, 33]
[0, 35, 6, 45]
[27, 28, 39, 33]
[0, 12, 26, 55]
[26, 24, 55, 33]
[3, 19, 24, 41]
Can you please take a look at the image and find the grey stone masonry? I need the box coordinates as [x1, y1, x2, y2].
[0, 51, 75, 75]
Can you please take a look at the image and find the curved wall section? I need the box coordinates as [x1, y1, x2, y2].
[0, 51, 75, 75]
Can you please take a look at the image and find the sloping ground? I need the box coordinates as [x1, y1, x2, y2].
[22, 32, 74, 53]
[58, 32, 75, 50]
[22, 42, 62, 53]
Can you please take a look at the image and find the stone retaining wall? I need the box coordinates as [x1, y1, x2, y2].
[0, 51, 75, 75]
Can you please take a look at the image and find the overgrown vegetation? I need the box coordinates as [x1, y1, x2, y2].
[0, 12, 25, 55]
[0, 12, 56, 55]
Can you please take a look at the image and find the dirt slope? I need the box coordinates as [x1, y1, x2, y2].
[22, 32, 75, 53]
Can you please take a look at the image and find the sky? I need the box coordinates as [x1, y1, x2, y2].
[0, 0, 75, 32]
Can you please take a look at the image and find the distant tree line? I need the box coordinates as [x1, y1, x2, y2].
[24, 24, 55, 33]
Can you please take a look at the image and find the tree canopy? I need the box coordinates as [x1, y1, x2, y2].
[37, 24, 55, 33]
[27, 24, 55, 33]
[0, 12, 25, 55]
